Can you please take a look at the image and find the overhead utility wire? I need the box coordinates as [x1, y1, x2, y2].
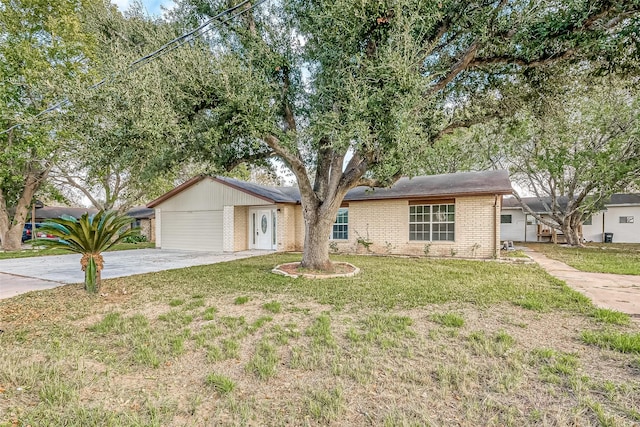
[0, 0, 265, 136]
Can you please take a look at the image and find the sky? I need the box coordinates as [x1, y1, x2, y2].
[112, 0, 176, 17]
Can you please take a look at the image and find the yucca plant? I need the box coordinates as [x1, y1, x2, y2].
[37, 210, 140, 293]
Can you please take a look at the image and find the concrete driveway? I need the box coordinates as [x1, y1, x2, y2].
[0, 249, 267, 300]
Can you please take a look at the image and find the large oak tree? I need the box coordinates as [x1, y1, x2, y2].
[163, 0, 639, 270]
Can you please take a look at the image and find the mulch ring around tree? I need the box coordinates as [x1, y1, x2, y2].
[272, 261, 360, 279]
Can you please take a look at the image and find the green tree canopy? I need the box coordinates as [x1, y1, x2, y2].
[0, 0, 99, 249]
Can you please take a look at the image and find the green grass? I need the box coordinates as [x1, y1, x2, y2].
[205, 373, 236, 394]
[110, 254, 592, 312]
[591, 308, 631, 325]
[234, 296, 250, 305]
[262, 301, 282, 314]
[527, 243, 640, 275]
[582, 331, 640, 354]
[429, 312, 465, 327]
[0, 242, 155, 260]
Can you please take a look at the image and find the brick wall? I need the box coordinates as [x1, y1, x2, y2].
[276, 204, 298, 251]
[234, 206, 248, 251]
[302, 195, 500, 258]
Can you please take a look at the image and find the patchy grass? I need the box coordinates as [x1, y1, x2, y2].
[1, 253, 639, 426]
[0, 242, 155, 260]
[527, 243, 640, 275]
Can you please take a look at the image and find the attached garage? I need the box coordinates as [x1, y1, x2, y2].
[148, 176, 297, 252]
[160, 211, 223, 252]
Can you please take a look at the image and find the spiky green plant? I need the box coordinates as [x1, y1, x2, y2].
[37, 211, 139, 292]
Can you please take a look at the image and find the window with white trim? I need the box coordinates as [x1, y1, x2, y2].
[409, 204, 455, 241]
[500, 214, 512, 224]
[331, 208, 348, 240]
[620, 216, 634, 224]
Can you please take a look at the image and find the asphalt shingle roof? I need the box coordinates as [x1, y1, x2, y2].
[216, 170, 513, 203]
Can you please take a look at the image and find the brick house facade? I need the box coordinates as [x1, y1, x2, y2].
[148, 170, 512, 258]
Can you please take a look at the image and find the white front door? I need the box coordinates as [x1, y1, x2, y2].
[250, 208, 276, 250]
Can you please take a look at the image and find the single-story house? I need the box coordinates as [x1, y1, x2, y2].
[126, 206, 156, 242]
[501, 194, 640, 243]
[582, 194, 640, 243]
[148, 170, 513, 258]
[500, 197, 568, 243]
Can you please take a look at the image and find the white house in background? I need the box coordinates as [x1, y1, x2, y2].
[501, 194, 640, 243]
[582, 194, 640, 243]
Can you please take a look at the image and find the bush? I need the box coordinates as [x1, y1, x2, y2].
[123, 234, 148, 243]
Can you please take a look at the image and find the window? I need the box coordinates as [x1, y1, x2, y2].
[500, 214, 512, 224]
[526, 215, 536, 225]
[620, 216, 635, 224]
[582, 216, 592, 225]
[331, 208, 348, 240]
[409, 204, 455, 241]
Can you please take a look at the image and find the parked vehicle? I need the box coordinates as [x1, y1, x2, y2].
[22, 223, 58, 242]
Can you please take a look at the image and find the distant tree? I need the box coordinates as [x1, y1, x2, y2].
[162, 0, 639, 269]
[0, 0, 99, 250]
[492, 75, 640, 245]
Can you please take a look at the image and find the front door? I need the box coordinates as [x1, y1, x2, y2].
[251, 208, 276, 250]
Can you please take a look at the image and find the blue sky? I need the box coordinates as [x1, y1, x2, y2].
[113, 0, 176, 16]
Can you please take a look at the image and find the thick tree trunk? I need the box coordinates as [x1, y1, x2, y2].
[300, 205, 339, 271]
[0, 227, 23, 251]
[0, 171, 47, 251]
[561, 220, 582, 247]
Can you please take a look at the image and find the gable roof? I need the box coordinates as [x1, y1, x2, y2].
[502, 196, 570, 213]
[126, 206, 155, 219]
[148, 170, 513, 208]
[606, 193, 640, 206]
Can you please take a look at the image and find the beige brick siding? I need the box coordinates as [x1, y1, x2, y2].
[276, 204, 298, 251]
[294, 205, 304, 251]
[234, 206, 248, 251]
[222, 206, 234, 252]
[322, 195, 500, 258]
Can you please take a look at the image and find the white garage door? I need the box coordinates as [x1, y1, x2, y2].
[161, 211, 223, 251]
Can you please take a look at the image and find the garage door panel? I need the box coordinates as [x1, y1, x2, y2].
[161, 211, 223, 251]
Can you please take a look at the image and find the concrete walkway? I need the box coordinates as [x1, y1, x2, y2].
[525, 248, 640, 319]
[0, 249, 269, 300]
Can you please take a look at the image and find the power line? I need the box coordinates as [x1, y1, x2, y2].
[0, 0, 268, 136]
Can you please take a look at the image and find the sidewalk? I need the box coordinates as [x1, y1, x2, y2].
[525, 249, 640, 320]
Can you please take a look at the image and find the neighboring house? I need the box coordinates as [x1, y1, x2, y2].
[582, 194, 640, 243]
[33, 206, 98, 222]
[148, 170, 513, 258]
[500, 197, 570, 243]
[126, 206, 156, 242]
[501, 194, 640, 243]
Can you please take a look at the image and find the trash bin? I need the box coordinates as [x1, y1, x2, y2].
[604, 232, 613, 243]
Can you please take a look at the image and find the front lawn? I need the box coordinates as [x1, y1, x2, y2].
[1, 254, 638, 426]
[0, 242, 155, 260]
[526, 243, 640, 275]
